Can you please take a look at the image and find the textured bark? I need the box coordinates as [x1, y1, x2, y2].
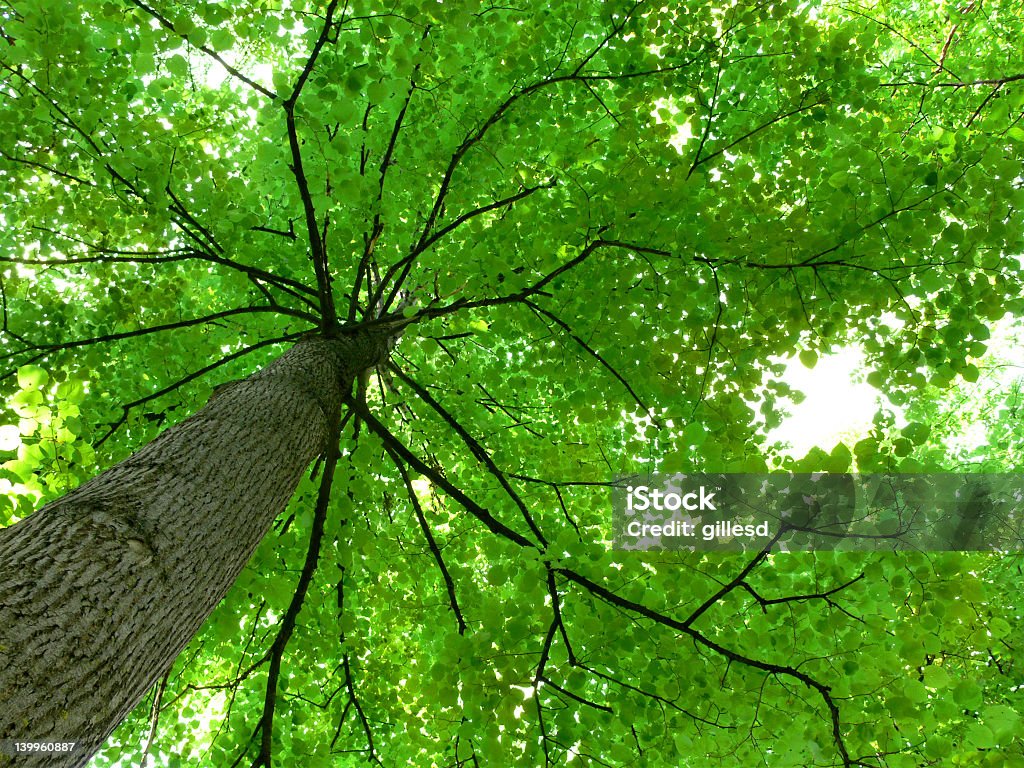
[0, 331, 388, 767]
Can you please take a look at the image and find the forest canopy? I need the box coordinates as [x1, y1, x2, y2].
[1, 0, 1023, 766]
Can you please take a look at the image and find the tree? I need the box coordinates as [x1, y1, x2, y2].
[0, 0, 1022, 766]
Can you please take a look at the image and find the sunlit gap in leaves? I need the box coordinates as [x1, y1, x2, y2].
[930, 316, 1024, 465]
[202, 59, 275, 96]
[766, 345, 881, 459]
[766, 314, 1024, 468]
[103, 687, 231, 767]
[141, 15, 285, 137]
[762, 306, 918, 464]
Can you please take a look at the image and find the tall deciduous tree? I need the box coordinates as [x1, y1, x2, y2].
[0, 1, 1021, 766]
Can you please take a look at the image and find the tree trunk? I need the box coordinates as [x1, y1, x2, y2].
[0, 332, 386, 767]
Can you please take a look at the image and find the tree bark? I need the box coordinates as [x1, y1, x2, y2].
[0, 332, 387, 767]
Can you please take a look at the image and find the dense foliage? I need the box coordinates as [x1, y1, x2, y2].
[1, 0, 1022, 765]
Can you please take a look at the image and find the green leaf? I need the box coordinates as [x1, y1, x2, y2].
[798, 350, 818, 369]
[901, 422, 930, 445]
[165, 54, 189, 77]
[922, 665, 950, 689]
[210, 29, 234, 52]
[17, 365, 48, 390]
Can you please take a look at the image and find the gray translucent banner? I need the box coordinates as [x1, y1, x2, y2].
[611, 474, 1024, 552]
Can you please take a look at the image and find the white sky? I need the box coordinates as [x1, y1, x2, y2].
[767, 346, 883, 458]
[769, 316, 1024, 460]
